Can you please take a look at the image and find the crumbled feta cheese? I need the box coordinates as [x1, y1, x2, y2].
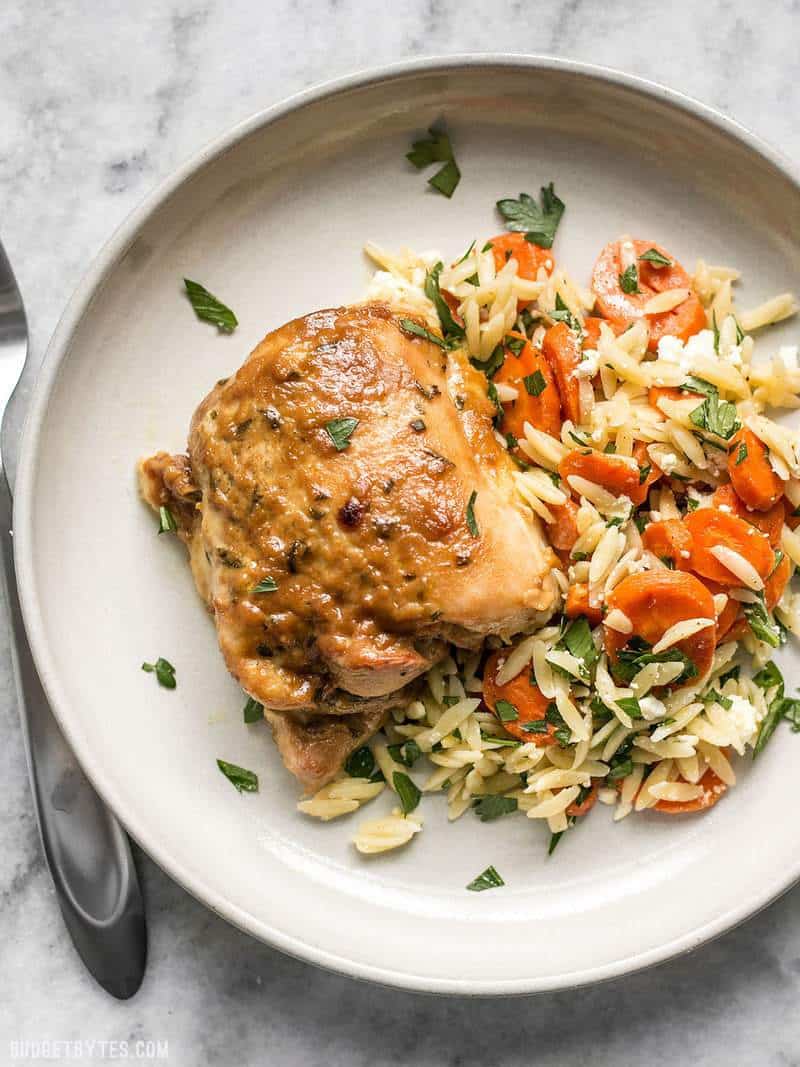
[640, 695, 667, 721]
[779, 344, 799, 370]
[659, 452, 679, 474]
[657, 335, 686, 366]
[727, 694, 762, 747]
[576, 349, 599, 378]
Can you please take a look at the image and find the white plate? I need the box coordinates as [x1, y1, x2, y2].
[15, 56, 800, 994]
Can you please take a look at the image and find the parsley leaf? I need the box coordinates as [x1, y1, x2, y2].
[524, 370, 547, 396]
[744, 600, 783, 649]
[735, 441, 748, 465]
[425, 262, 466, 343]
[399, 318, 447, 349]
[495, 183, 564, 249]
[217, 758, 259, 793]
[428, 160, 460, 198]
[406, 128, 461, 198]
[495, 699, 519, 722]
[344, 746, 376, 778]
[689, 394, 741, 440]
[466, 490, 479, 537]
[243, 696, 263, 724]
[551, 292, 582, 334]
[473, 796, 518, 822]
[466, 865, 505, 891]
[142, 657, 176, 689]
[158, 505, 178, 535]
[184, 278, 238, 332]
[387, 739, 422, 768]
[753, 661, 784, 694]
[638, 248, 672, 268]
[324, 417, 359, 451]
[548, 831, 565, 855]
[252, 576, 278, 594]
[393, 771, 421, 814]
[560, 616, 599, 675]
[618, 264, 640, 294]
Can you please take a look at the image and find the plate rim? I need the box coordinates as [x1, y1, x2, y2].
[14, 52, 800, 995]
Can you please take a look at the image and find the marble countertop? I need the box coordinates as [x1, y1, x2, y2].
[3, 1, 800, 1063]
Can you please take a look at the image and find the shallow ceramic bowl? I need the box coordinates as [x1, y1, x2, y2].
[15, 56, 800, 994]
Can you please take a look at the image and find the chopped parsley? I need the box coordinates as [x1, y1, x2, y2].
[613, 641, 697, 686]
[473, 796, 518, 822]
[735, 441, 748, 465]
[243, 696, 263, 724]
[454, 240, 476, 265]
[551, 292, 582, 334]
[615, 696, 643, 719]
[689, 391, 741, 440]
[141, 657, 176, 689]
[466, 865, 505, 892]
[466, 490, 479, 537]
[559, 616, 599, 676]
[217, 758, 259, 793]
[523, 370, 547, 396]
[387, 739, 422, 768]
[406, 127, 461, 197]
[252, 576, 278, 594]
[324, 416, 359, 451]
[495, 183, 564, 249]
[393, 771, 421, 814]
[470, 345, 505, 379]
[638, 248, 672, 268]
[618, 264, 640, 294]
[744, 600, 783, 649]
[638, 463, 651, 485]
[158, 505, 178, 535]
[409, 418, 426, 433]
[495, 699, 519, 722]
[504, 334, 526, 357]
[183, 279, 238, 332]
[399, 318, 447, 349]
[424, 261, 466, 344]
[344, 746, 376, 778]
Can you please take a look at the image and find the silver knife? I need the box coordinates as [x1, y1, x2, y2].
[0, 237, 146, 998]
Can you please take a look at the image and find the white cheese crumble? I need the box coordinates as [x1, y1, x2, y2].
[639, 695, 668, 721]
[576, 349, 600, 378]
[726, 694, 762, 748]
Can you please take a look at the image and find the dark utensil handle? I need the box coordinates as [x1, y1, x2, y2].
[1, 473, 146, 998]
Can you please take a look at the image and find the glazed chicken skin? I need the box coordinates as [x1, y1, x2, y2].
[140, 303, 557, 789]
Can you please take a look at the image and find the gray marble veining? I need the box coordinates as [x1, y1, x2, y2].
[2, 1, 800, 1064]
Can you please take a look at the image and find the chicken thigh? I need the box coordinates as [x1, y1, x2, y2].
[139, 303, 557, 789]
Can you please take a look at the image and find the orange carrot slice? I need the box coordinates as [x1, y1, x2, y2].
[482, 650, 554, 745]
[712, 484, 784, 547]
[566, 784, 597, 818]
[545, 498, 580, 555]
[494, 332, 561, 440]
[604, 571, 717, 684]
[684, 508, 774, 588]
[727, 427, 783, 512]
[642, 519, 693, 568]
[565, 582, 603, 627]
[559, 445, 657, 507]
[654, 765, 727, 813]
[592, 238, 706, 351]
[542, 321, 582, 424]
[489, 232, 554, 282]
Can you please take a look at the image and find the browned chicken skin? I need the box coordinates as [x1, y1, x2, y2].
[139, 303, 557, 789]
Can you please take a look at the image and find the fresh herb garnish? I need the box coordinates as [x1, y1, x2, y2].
[618, 264, 640, 294]
[638, 463, 651, 485]
[504, 335, 526, 357]
[495, 183, 564, 249]
[425, 261, 466, 344]
[470, 345, 505, 379]
[324, 416, 360, 451]
[607, 758, 634, 781]
[466, 864, 505, 892]
[551, 292, 582, 334]
[744, 600, 783, 649]
[559, 616, 599, 676]
[614, 644, 697, 686]
[548, 831, 565, 855]
[638, 248, 672, 268]
[344, 745, 376, 778]
[252, 576, 278, 594]
[217, 758, 259, 793]
[495, 699, 519, 722]
[393, 771, 421, 814]
[454, 240, 475, 265]
[243, 696, 263, 724]
[142, 657, 176, 689]
[616, 696, 643, 719]
[697, 689, 733, 710]
[480, 731, 520, 748]
[406, 127, 461, 198]
[473, 796, 518, 822]
[735, 441, 748, 465]
[399, 318, 447, 349]
[466, 490, 479, 537]
[158, 506, 178, 535]
[753, 661, 783, 693]
[523, 370, 547, 397]
[689, 392, 741, 440]
[409, 418, 426, 433]
[604, 441, 617, 454]
[521, 720, 550, 734]
[387, 739, 422, 768]
[184, 278, 238, 332]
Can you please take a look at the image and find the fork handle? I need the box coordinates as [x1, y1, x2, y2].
[0, 472, 147, 998]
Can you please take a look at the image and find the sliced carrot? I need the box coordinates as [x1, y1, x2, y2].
[494, 332, 562, 440]
[565, 582, 603, 627]
[712, 484, 784, 547]
[727, 427, 783, 512]
[592, 238, 706, 351]
[684, 508, 774, 588]
[482, 649, 554, 746]
[786, 498, 800, 531]
[559, 444, 657, 508]
[642, 519, 693, 568]
[545, 498, 580, 555]
[566, 784, 597, 818]
[648, 385, 703, 412]
[765, 552, 792, 611]
[700, 579, 740, 642]
[542, 321, 582, 424]
[604, 570, 717, 684]
[582, 316, 604, 350]
[654, 765, 727, 814]
[489, 232, 554, 283]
